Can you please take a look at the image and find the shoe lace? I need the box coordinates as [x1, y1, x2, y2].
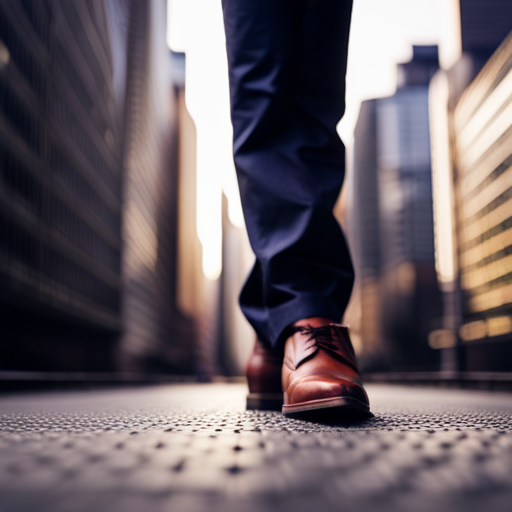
[289, 324, 358, 371]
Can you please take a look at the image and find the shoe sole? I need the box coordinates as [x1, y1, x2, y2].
[282, 396, 372, 420]
[246, 392, 283, 411]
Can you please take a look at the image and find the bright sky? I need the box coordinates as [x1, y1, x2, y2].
[167, 0, 461, 279]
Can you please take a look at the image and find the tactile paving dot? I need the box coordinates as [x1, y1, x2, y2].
[0, 384, 511, 512]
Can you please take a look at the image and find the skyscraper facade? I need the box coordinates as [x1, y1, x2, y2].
[0, 0, 123, 370]
[0, 0, 194, 375]
[451, 33, 512, 370]
[428, 1, 512, 372]
[351, 47, 442, 370]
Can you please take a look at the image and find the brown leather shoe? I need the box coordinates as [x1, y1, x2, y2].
[282, 317, 371, 418]
[246, 339, 283, 410]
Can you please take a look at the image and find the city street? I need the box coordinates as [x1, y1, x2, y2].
[1, 383, 512, 512]
[2, 3, 512, 512]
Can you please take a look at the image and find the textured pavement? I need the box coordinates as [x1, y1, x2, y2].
[1, 384, 512, 512]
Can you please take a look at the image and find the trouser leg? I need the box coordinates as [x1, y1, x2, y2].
[222, 0, 354, 348]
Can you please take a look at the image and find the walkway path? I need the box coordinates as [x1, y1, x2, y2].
[1, 383, 511, 512]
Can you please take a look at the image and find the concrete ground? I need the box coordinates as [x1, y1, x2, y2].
[1, 383, 512, 512]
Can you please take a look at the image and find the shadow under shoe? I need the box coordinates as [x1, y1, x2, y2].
[246, 339, 283, 411]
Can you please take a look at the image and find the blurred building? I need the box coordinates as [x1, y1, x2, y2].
[459, 0, 512, 57]
[0, 0, 195, 376]
[350, 46, 442, 371]
[428, 1, 512, 373]
[443, 0, 512, 112]
[350, 100, 381, 361]
[0, 0, 123, 371]
[219, 193, 255, 377]
[172, 49, 228, 380]
[430, 31, 512, 372]
[119, 2, 194, 374]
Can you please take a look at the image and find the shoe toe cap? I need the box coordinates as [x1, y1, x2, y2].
[287, 376, 369, 406]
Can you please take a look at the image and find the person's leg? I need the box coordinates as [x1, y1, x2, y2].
[222, 0, 355, 349]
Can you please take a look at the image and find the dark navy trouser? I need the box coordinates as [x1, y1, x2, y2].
[222, 0, 354, 348]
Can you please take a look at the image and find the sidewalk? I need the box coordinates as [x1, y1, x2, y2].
[1, 383, 511, 512]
